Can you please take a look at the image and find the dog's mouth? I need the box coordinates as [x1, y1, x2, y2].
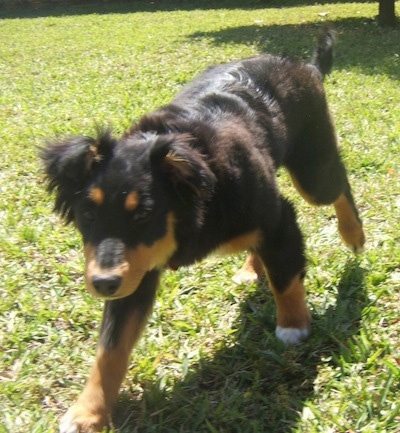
[84, 214, 177, 300]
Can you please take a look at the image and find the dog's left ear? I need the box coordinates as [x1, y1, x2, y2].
[40, 129, 116, 222]
[150, 134, 216, 200]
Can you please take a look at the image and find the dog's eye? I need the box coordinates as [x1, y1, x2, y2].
[132, 209, 150, 223]
[83, 210, 96, 223]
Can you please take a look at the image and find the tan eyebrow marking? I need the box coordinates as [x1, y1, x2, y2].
[88, 187, 104, 205]
[125, 191, 140, 211]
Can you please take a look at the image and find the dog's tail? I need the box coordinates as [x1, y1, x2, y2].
[311, 27, 337, 78]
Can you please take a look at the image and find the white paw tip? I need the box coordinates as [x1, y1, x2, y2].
[275, 326, 310, 345]
[232, 271, 259, 285]
[59, 415, 79, 433]
[351, 245, 365, 255]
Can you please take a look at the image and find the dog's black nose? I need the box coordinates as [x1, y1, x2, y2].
[92, 275, 122, 297]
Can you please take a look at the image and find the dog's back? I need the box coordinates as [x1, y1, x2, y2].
[140, 29, 336, 170]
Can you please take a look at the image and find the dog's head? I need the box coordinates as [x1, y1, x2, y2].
[41, 129, 215, 299]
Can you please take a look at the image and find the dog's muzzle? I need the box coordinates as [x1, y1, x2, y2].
[88, 238, 126, 297]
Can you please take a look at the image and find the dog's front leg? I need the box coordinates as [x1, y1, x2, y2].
[59, 270, 159, 433]
[257, 198, 310, 345]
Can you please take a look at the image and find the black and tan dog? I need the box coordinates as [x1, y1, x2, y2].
[41, 28, 365, 433]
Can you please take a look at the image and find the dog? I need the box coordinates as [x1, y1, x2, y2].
[41, 28, 365, 433]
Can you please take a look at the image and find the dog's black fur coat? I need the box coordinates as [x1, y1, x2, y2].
[41, 29, 364, 433]
[41, 27, 360, 347]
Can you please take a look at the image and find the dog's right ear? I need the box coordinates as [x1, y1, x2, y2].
[40, 130, 116, 222]
[150, 133, 216, 202]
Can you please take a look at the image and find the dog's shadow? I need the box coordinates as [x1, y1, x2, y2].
[188, 19, 400, 81]
[113, 259, 367, 432]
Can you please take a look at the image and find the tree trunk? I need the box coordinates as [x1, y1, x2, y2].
[378, 0, 397, 27]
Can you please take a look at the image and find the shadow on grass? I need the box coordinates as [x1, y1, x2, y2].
[188, 18, 400, 80]
[0, 0, 377, 19]
[113, 259, 367, 432]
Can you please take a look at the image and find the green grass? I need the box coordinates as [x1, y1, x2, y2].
[0, 1, 399, 432]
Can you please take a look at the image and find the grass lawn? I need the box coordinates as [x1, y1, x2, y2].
[0, 1, 399, 432]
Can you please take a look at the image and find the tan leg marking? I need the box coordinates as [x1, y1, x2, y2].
[232, 252, 264, 285]
[214, 232, 262, 285]
[60, 349, 125, 432]
[60, 310, 148, 433]
[268, 274, 311, 345]
[334, 193, 365, 253]
[270, 274, 310, 330]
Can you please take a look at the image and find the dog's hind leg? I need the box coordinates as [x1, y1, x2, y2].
[257, 198, 311, 345]
[232, 251, 264, 285]
[286, 117, 365, 253]
[290, 164, 365, 253]
[59, 271, 159, 433]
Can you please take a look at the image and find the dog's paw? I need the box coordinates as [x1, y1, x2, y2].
[275, 326, 310, 345]
[341, 225, 365, 254]
[346, 243, 365, 255]
[59, 404, 109, 433]
[59, 416, 80, 433]
[337, 216, 365, 255]
[232, 269, 260, 285]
